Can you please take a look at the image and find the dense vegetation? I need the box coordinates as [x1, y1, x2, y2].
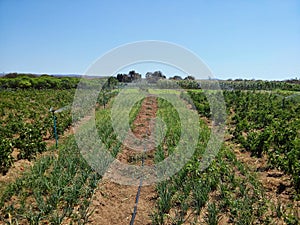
[0, 76, 118, 174]
[0, 89, 74, 173]
[0, 74, 79, 89]
[218, 80, 300, 91]
[225, 91, 300, 192]
[188, 90, 300, 193]
[150, 94, 269, 224]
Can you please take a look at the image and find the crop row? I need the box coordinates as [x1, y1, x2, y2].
[0, 80, 119, 174]
[189, 90, 300, 193]
[0, 87, 123, 224]
[0, 89, 75, 174]
[151, 94, 269, 224]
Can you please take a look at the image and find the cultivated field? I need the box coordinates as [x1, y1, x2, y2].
[0, 77, 299, 224]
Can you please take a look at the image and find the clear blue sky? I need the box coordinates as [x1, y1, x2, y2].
[0, 0, 299, 80]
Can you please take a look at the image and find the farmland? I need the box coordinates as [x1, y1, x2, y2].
[0, 89, 74, 173]
[0, 75, 300, 224]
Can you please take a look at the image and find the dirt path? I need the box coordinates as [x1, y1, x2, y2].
[88, 96, 158, 225]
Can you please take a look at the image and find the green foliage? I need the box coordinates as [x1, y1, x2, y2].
[15, 123, 46, 160]
[151, 94, 267, 224]
[206, 203, 219, 225]
[187, 91, 211, 117]
[219, 80, 300, 91]
[0, 136, 101, 224]
[0, 74, 80, 90]
[221, 90, 300, 193]
[0, 139, 13, 174]
[0, 89, 75, 172]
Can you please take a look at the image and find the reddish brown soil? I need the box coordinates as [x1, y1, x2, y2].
[88, 96, 158, 225]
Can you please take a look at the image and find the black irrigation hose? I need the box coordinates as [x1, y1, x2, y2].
[130, 139, 148, 225]
[129, 176, 143, 225]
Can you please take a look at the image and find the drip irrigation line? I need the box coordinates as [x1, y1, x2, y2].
[130, 128, 150, 225]
[130, 176, 143, 225]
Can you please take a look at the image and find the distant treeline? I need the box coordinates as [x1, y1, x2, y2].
[218, 79, 300, 91]
[0, 73, 80, 89]
[1, 72, 300, 91]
